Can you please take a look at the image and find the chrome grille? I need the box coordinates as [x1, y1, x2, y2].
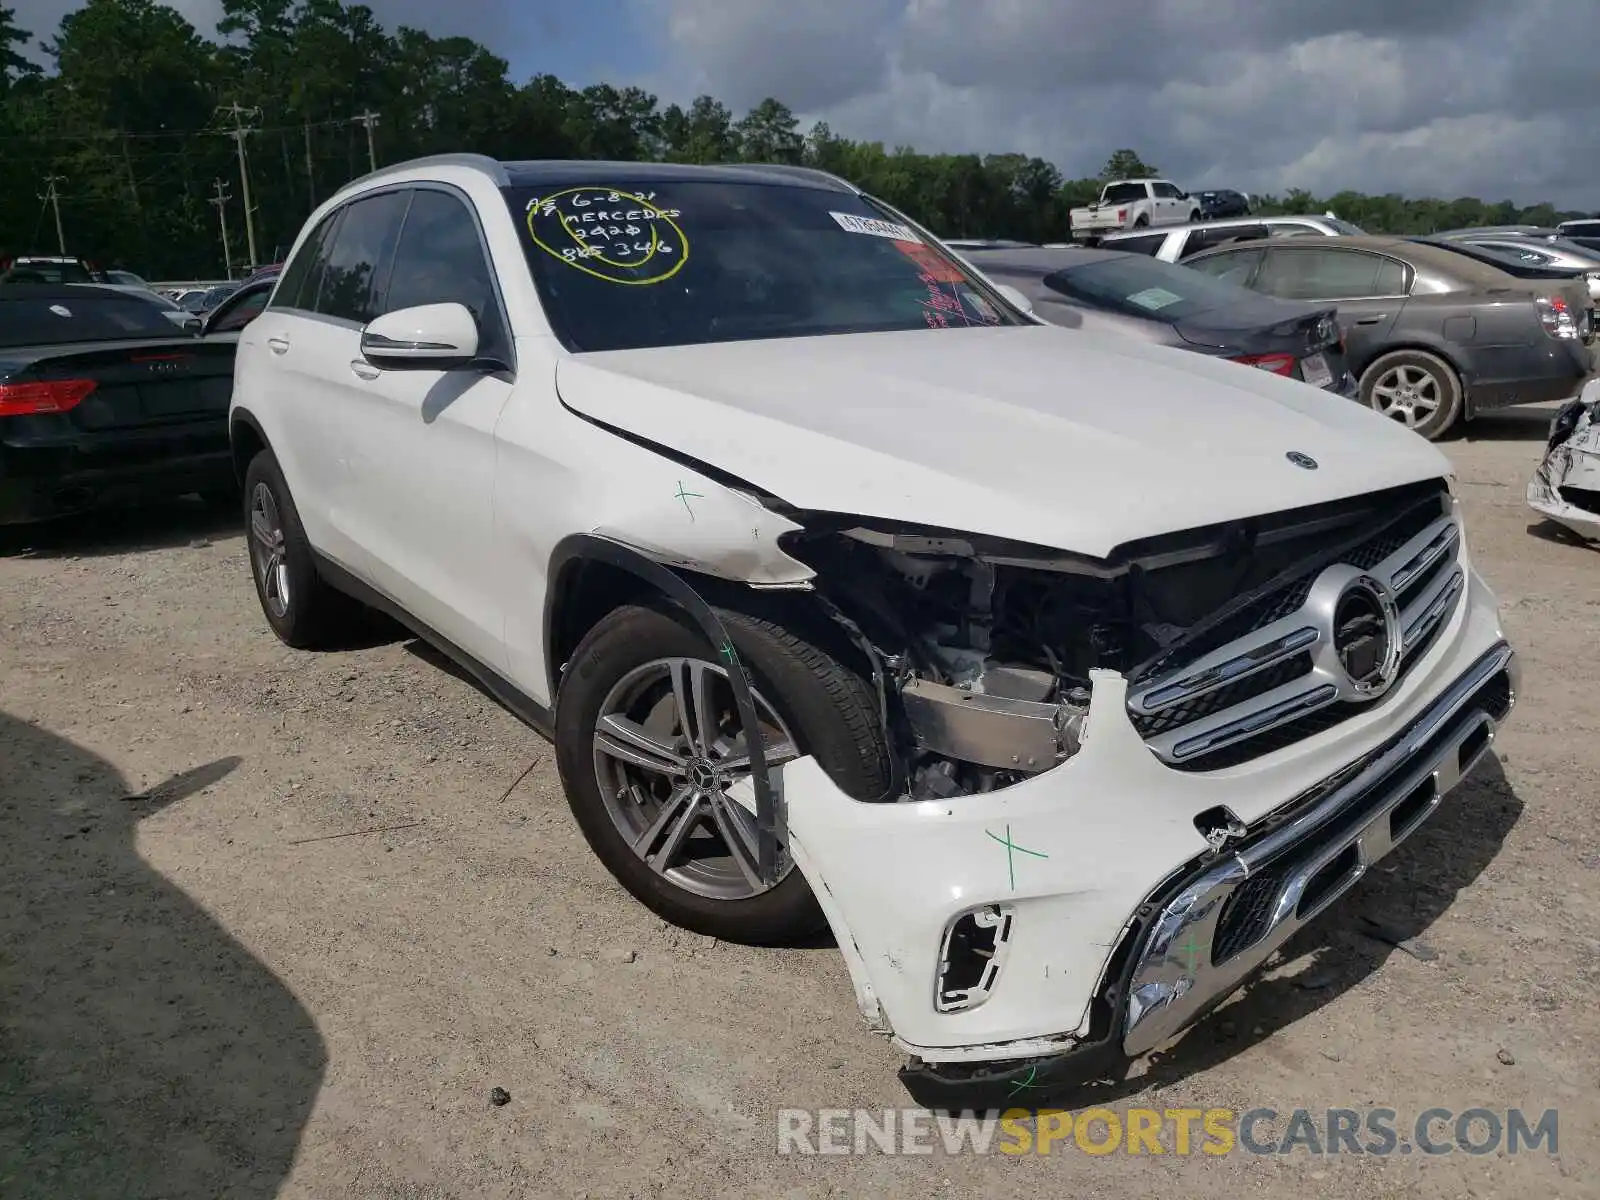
[1128, 509, 1465, 770]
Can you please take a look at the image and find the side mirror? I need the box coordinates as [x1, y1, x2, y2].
[1177, 191, 1189, 200]
[182, 315, 202, 334]
[995, 283, 1034, 314]
[360, 302, 480, 369]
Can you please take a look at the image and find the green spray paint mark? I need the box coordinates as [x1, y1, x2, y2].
[986, 824, 1048, 891]
[674, 480, 705, 521]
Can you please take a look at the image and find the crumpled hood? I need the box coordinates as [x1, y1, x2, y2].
[555, 324, 1451, 559]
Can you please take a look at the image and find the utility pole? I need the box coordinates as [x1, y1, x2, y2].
[209, 178, 234, 279]
[353, 109, 380, 173]
[39, 175, 66, 253]
[303, 120, 316, 210]
[215, 102, 261, 267]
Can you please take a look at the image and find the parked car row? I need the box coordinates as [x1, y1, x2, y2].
[968, 219, 1596, 441]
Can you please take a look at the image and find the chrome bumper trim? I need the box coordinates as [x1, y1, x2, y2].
[1122, 640, 1517, 1058]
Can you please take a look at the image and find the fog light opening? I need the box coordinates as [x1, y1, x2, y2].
[934, 904, 1014, 1013]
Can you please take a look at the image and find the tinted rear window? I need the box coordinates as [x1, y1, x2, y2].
[3, 261, 94, 284]
[0, 291, 183, 348]
[1042, 254, 1257, 321]
[1101, 183, 1148, 204]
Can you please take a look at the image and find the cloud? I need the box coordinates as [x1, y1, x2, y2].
[648, 0, 1600, 207]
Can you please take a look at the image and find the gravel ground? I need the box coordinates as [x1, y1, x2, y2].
[1, 405, 1596, 1199]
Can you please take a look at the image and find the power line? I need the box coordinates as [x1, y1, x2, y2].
[39, 175, 67, 254]
[215, 102, 262, 267]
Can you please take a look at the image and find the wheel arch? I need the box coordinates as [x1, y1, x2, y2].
[229, 407, 270, 484]
[544, 533, 803, 883]
[1352, 337, 1467, 385]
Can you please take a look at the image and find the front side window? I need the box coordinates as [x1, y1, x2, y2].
[313, 190, 410, 324]
[504, 180, 1024, 353]
[210, 285, 270, 333]
[384, 189, 508, 360]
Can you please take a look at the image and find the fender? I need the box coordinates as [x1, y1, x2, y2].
[228, 406, 271, 481]
[544, 533, 785, 884]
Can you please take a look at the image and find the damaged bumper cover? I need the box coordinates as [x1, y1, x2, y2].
[1528, 378, 1600, 539]
[781, 566, 1515, 1102]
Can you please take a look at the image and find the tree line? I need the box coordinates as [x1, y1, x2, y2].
[0, 0, 1589, 280]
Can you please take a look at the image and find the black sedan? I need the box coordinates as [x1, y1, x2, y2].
[967, 246, 1353, 395]
[1183, 235, 1595, 439]
[0, 284, 239, 524]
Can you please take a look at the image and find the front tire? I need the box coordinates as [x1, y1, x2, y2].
[554, 600, 891, 945]
[1359, 349, 1463, 441]
[242, 449, 363, 648]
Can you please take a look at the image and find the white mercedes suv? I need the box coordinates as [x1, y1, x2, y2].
[230, 154, 1518, 1103]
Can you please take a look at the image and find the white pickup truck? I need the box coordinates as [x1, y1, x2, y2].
[1070, 178, 1201, 240]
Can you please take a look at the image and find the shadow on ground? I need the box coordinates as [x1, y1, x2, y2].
[0, 712, 326, 1198]
[1458, 404, 1557, 443]
[0, 495, 243, 560]
[996, 754, 1522, 1111]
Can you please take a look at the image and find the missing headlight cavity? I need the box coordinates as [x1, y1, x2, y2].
[782, 480, 1449, 802]
[935, 905, 1014, 1013]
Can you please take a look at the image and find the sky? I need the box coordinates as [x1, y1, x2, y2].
[10, 0, 1600, 209]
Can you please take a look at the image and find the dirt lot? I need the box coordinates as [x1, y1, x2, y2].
[2, 405, 1596, 1199]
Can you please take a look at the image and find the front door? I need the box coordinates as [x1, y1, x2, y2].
[339, 186, 515, 672]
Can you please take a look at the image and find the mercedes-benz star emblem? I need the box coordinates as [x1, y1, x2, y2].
[1286, 451, 1319, 470]
[1329, 575, 1402, 697]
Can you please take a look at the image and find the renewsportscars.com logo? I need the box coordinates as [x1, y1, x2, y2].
[776, 1107, 1560, 1157]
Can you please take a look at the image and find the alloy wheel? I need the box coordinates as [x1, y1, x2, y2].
[248, 481, 291, 619]
[591, 656, 800, 900]
[1369, 364, 1441, 428]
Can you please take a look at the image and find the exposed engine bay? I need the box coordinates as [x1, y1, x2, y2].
[778, 477, 1452, 800]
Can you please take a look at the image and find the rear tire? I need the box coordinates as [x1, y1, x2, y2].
[554, 599, 892, 945]
[242, 449, 365, 648]
[1358, 349, 1463, 441]
[1133, 215, 1150, 228]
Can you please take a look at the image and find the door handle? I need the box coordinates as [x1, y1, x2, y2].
[349, 359, 380, 380]
[266, 336, 290, 354]
[1354, 315, 1388, 325]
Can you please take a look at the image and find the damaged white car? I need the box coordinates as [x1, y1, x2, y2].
[230, 155, 1519, 1104]
[1529, 377, 1600, 539]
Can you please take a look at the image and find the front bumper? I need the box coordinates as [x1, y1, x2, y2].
[782, 564, 1514, 1101]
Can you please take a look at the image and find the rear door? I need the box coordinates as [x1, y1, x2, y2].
[1250, 246, 1409, 368]
[248, 190, 410, 568]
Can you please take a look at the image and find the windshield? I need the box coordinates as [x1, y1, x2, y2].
[1042, 254, 1258, 321]
[1325, 218, 1366, 235]
[505, 180, 1022, 352]
[1101, 183, 1147, 204]
[0, 289, 187, 348]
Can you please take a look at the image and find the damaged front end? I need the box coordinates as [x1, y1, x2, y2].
[751, 476, 1515, 1103]
[1528, 378, 1600, 540]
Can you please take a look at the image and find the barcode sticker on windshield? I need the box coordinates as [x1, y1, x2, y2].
[831, 212, 920, 243]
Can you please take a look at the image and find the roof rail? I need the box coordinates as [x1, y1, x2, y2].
[341, 153, 510, 192]
[737, 163, 861, 194]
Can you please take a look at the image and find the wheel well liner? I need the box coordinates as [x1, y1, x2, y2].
[544, 534, 785, 883]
